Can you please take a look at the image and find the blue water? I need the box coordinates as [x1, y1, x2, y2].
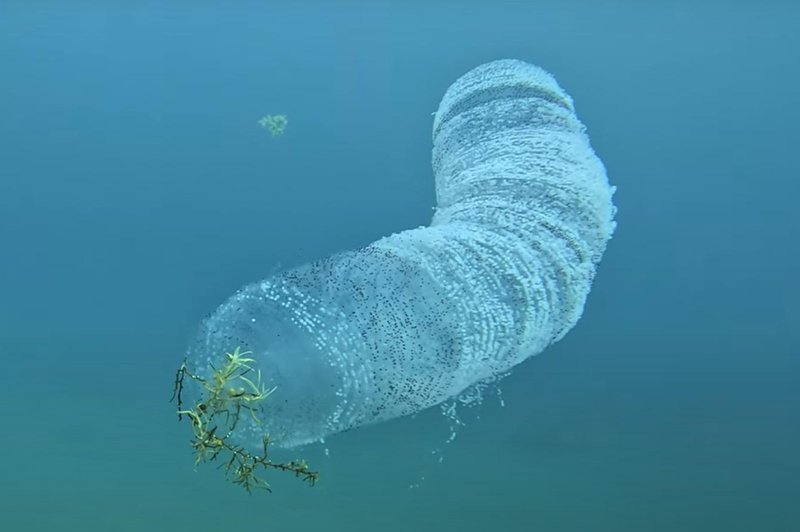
[1, 2, 797, 530]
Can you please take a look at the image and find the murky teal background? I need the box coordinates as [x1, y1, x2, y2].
[1, 1, 797, 530]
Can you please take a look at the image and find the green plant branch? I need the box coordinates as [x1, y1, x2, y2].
[172, 347, 319, 493]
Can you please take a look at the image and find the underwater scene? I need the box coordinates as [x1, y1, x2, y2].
[0, 1, 797, 531]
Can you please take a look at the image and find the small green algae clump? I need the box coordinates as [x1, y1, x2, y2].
[258, 114, 288, 137]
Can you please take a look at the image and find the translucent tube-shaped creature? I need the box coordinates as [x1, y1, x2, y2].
[187, 59, 616, 449]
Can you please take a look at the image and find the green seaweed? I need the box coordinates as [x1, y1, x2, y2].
[171, 347, 318, 493]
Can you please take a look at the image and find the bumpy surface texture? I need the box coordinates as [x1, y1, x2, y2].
[187, 59, 617, 448]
